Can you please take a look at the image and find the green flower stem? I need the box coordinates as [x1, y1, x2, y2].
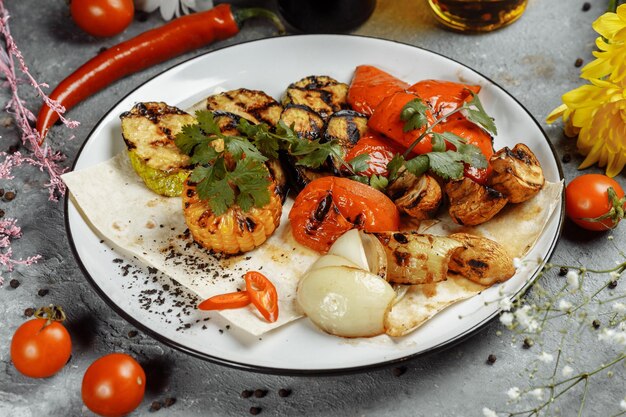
[608, 0, 619, 13]
[577, 377, 590, 417]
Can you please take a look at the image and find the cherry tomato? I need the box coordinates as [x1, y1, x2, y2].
[10, 310, 72, 378]
[198, 291, 251, 310]
[82, 353, 146, 417]
[245, 271, 279, 323]
[70, 0, 134, 38]
[289, 177, 400, 252]
[565, 174, 625, 231]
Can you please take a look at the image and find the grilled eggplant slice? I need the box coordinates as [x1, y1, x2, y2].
[387, 171, 442, 220]
[283, 75, 349, 119]
[190, 88, 283, 127]
[372, 232, 464, 285]
[182, 179, 283, 255]
[489, 143, 545, 203]
[448, 233, 515, 285]
[324, 110, 368, 172]
[445, 177, 508, 226]
[120, 102, 194, 196]
[280, 104, 325, 140]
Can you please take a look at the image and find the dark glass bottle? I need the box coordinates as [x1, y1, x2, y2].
[277, 0, 377, 33]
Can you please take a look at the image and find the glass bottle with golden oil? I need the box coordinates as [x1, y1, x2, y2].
[427, 0, 528, 32]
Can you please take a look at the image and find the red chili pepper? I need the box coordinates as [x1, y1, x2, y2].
[36, 4, 285, 142]
[244, 271, 279, 323]
[198, 291, 251, 310]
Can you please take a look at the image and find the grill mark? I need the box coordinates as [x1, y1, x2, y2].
[406, 190, 427, 209]
[393, 233, 408, 244]
[245, 217, 257, 232]
[122, 136, 136, 150]
[186, 188, 196, 198]
[314, 193, 332, 222]
[394, 250, 411, 267]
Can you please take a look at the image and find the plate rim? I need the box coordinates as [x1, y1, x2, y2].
[64, 33, 565, 376]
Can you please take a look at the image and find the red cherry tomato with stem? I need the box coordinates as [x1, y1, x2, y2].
[10, 305, 72, 378]
[70, 0, 134, 38]
[82, 353, 146, 417]
[565, 174, 625, 231]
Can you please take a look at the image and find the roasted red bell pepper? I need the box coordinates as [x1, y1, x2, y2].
[36, 4, 285, 142]
[408, 79, 481, 117]
[347, 65, 409, 116]
[344, 130, 405, 177]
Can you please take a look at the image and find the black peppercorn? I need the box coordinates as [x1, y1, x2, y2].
[241, 390, 253, 399]
[561, 153, 572, 163]
[254, 389, 267, 398]
[249, 406, 262, 415]
[135, 10, 149, 22]
[278, 388, 291, 398]
[9, 279, 20, 289]
[523, 338, 534, 349]
[38, 288, 49, 297]
[4, 191, 15, 201]
[487, 354, 497, 364]
[149, 401, 162, 412]
[24, 307, 35, 317]
[128, 330, 138, 338]
[392, 366, 407, 377]
[0, 209, 5, 218]
[0, 189, 4, 197]
[574, 58, 584, 68]
[592, 319, 601, 329]
[558, 267, 568, 276]
[163, 397, 177, 408]
[582, 2, 591, 12]
[608, 280, 618, 289]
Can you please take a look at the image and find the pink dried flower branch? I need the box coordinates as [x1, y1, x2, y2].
[0, 218, 41, 284]
[0, 0, 79, 201]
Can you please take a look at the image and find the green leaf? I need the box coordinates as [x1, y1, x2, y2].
[431, 132, 447, 153]
[348, 154, 370, 173]
[457, 143, 488, 169]
[195, 110, 222, 136]
[225, 137, 267, 162]
[427, 152, 464, 180]
[386, 154, 405, 181]
[189, 165, 214, 184]
[229, 159, 272, 210]
[189, 144, 220, 165]
[349, 175, 370, 185]
[175, 124, 209, 155]
[404, 155, 430, 177]
[275, 120, 301, 144]
[292, 139, 340, 169]
[197, 177, 234, 216]
[439, 132, 467, 149]
[369, 175, 389, 192]
[401, 98, 430, 133]
[465, 93, 497, 136]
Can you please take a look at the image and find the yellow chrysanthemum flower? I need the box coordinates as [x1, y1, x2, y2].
[547, 4, 626, 177]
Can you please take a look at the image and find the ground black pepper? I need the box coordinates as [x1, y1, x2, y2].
[24, 307, 35, 317]
[9, 279, 20, 288]
[0, 189, 4, 197]
[558, 267, 569, 276]
[582, 2, 591, 12]
[278, 388, 291, 398]
[392, 366, 407, 377]
[592, 319, 601, 329]
[487, 354, 497, 364]
[254, 389, 267, 398]
[561, 153, 572, 163]
[574, 58, 583, 67]
[37, 288, 49, 297]
[241, 390, 253, 399]
[249, 406, 262, 415]
[608, 280, 618, 289]
[4, 191, 15, 201]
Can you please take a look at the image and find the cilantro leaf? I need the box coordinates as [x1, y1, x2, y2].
[348, 175, 370, 185]
[225, 137, 267, 162]
[189, 143, 220, 165]
[369, 175, 389, 192]
[386, 154, 405, 181]
[348, 154, 370, 173]
[229, 159, 272, 211]
[456, 143, 488, 169]
[195, 111, 222, 136]
[401, 98, 430, 132]
[175, 124, 209, 155]
[427, 151, 465, 180]
[465, 93, 497, 136]
[431, 132, 447, 152]
[291, 139, 341, 169]
[404, 155, 430, 177]
[240, 120, 280, 159]
[189, 165, 214, 184]
[198, 177, 234, 216]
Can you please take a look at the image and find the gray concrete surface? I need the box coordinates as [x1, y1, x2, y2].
[1, 0, 624, 416]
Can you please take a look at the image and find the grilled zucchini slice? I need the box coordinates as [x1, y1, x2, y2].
[189, 88, 283, 127]
[182, 179, 283, 255]
[324, 110, 368, 172]
[283, 75, 349, 119]
[120, 102, 194, 196]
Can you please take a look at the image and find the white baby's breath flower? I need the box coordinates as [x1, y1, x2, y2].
[609, 270, 621, 279]
[499, 298, 513, 311]
[482, 407, 498, 417]
[566, 270, 579, 291]
[538, 352, 554, 363]
[558, 299, 573, 312]
[529, 388, 544, 400]
[612, 302, 626, 313]
[614, 331, 626, 346]
[513, 257, 522, 269]
[561, 365, 574, 377]
[507, 387, 521, 400]
[500, 312, 514, 326]
[514, 305, 539, 332]
[620, 398, 626, 411]
[599, 328, 616, 342]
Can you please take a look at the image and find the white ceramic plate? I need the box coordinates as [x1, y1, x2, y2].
[66, 35, 563, 374]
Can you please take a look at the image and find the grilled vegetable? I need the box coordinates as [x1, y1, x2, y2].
[387, 171, 442, 220]
[343, 130, 404, 177]
[448, 233, 516, 285]
[445, 177, 508, 226]
[372, 232, 464, 285]
[324, 110, 368, 172]
[283, 75, 349, 120]
[190, 88, 283, 127]
[489, 143, 545, 203]
[279, 104, 325, 140]
[182, 178, 282, 255]
[347, 65, 410, 116]
[120, 102, 194, 196]
[407, 80, 481, 117]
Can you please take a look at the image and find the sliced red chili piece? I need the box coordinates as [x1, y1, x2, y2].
[198, 291, 251, 310]
[244, 271, 279, 323]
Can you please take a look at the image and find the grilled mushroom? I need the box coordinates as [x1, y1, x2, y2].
[489, 143, 545, 203]
[448, 233, 515, 285]
[283, 75, 349, 120]
[445, 177, 508, 226]
[387, 171, 442, 220]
